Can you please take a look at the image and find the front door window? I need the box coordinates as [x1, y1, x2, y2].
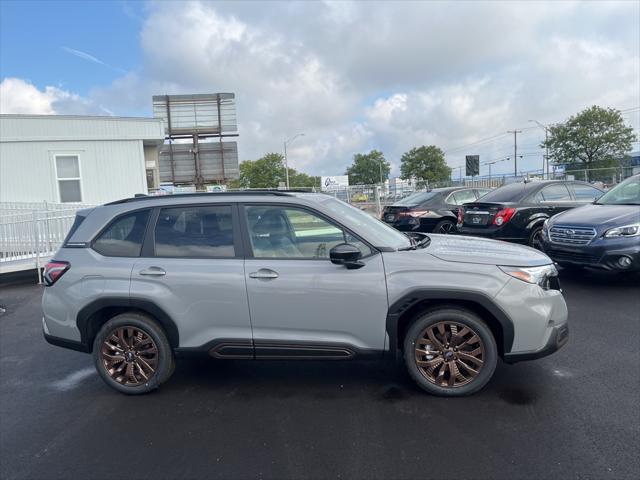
[245, 206, 371, 259]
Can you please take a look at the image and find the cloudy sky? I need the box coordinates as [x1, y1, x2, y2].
[1, 0, 639, 178]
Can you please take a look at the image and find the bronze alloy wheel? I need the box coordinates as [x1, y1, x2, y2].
[101, 326, 159, 386]
[414, 321, 485, 388]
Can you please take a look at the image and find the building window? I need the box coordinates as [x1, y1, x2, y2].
[55, 155, 82, 203]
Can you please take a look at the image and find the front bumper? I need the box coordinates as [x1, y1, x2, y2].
[503, 323, 569, 363]
[543, 237, 640, 271]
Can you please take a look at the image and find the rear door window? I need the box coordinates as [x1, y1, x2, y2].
[538, 184, 572, 202]
[452, 189, 477, 205]
[93, 210, 150, 257]
[154, 205, 235, 258]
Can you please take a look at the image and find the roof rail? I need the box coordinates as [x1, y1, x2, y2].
[104, 190, 311, 205]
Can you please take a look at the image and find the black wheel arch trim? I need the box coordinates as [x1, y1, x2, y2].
[386, 289, 515, 356]
[76, 297, 180, 352]
[525, 214, 549, 232]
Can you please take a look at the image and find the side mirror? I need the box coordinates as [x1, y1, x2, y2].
[330, 243, 364, 270]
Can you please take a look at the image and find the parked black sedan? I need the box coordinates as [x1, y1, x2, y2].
[457, 180, 603, 248]
[542, 174, 640, 271]
[382, 186, 491, 233]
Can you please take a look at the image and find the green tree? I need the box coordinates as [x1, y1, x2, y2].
[234, 152, 285, 188]
[399, 145, 451, 187]
[228, 152, 320, 189]
[289, 170, 320, 189]
[345, 150, 390, 185]
[542, 106, 636, 180]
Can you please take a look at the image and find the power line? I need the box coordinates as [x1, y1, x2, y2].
[443, 132, 510, 154]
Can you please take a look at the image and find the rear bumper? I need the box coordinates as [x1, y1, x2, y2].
[383, 217, 440, 233]
[456, 225, 525, 243]
[42, 315, 90, 352]
[543, 239, 640, 271]
[43, 331, 90, 353]
[503, 323, 569, 363]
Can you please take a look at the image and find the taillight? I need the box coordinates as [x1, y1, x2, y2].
[493, 208, 516, 226]
[43, 261, 70, 286]
[399, 210, 430, 218]
[457, 208, 464, 225]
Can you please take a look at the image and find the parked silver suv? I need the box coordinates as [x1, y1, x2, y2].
[42, 191, 568, 396]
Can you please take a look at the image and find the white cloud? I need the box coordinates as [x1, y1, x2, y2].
[0, 78, 57, 114]
[4, 0, 639, 177]
[0, 78, 110, 116]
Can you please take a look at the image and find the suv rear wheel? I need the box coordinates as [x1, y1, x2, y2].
[404, 307, 497, 396]
[92, 312, 175, 395]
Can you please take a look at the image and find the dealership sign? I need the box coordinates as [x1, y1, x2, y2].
[321, 175, 349, 191]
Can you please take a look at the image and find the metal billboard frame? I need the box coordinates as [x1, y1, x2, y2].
[152, 93, 239, 187]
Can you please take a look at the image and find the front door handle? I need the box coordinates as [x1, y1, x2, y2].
[249, 269, 279, 279]
[139, 267, 166, 276]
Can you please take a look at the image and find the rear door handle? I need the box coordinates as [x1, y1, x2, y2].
[139, 267, 166, 276]
[249, 269, 279, 279]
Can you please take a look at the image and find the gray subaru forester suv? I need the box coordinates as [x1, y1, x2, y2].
[42, 191, 568, 396]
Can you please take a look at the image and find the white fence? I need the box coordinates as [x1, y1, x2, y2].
[0, 202, 93, 277]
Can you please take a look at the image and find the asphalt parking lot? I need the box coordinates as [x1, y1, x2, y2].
[1, 269, 639, 480]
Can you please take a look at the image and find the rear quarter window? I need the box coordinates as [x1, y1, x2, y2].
[62, 214, 87, 245]
[92, 210, 150, 257]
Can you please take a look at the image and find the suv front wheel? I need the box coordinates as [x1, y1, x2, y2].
[404, 307, 497, 396]
[92, 312, 175, 395]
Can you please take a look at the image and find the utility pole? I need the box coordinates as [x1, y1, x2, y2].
[529, 120, 550, 178]
[507, 130, 522, 177]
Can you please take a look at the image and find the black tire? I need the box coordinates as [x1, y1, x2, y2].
[433, 219, 456, 234]
[528, 226, 544, 250]
[403, 307, 497, 396]
[92, 312, 175, 395]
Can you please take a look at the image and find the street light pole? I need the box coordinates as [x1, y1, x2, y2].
[283, 133, 304, 189]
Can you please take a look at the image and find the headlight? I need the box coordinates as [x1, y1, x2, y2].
[499, 264, 558, 289]
[603, 223, 640, 238]
[541, 219, 549, 238]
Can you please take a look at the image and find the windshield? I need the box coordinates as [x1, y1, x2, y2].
[395, 191, 440, 206]
[316, 196, 412, 250]
[596, 176, 640, 205]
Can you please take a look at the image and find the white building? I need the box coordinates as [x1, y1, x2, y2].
[0, 114, 164, 205]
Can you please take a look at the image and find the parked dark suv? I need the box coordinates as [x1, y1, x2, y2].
[457, 180, 603, 248]
[382, 187, 491, 234]
[542, 174, 640, 271]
